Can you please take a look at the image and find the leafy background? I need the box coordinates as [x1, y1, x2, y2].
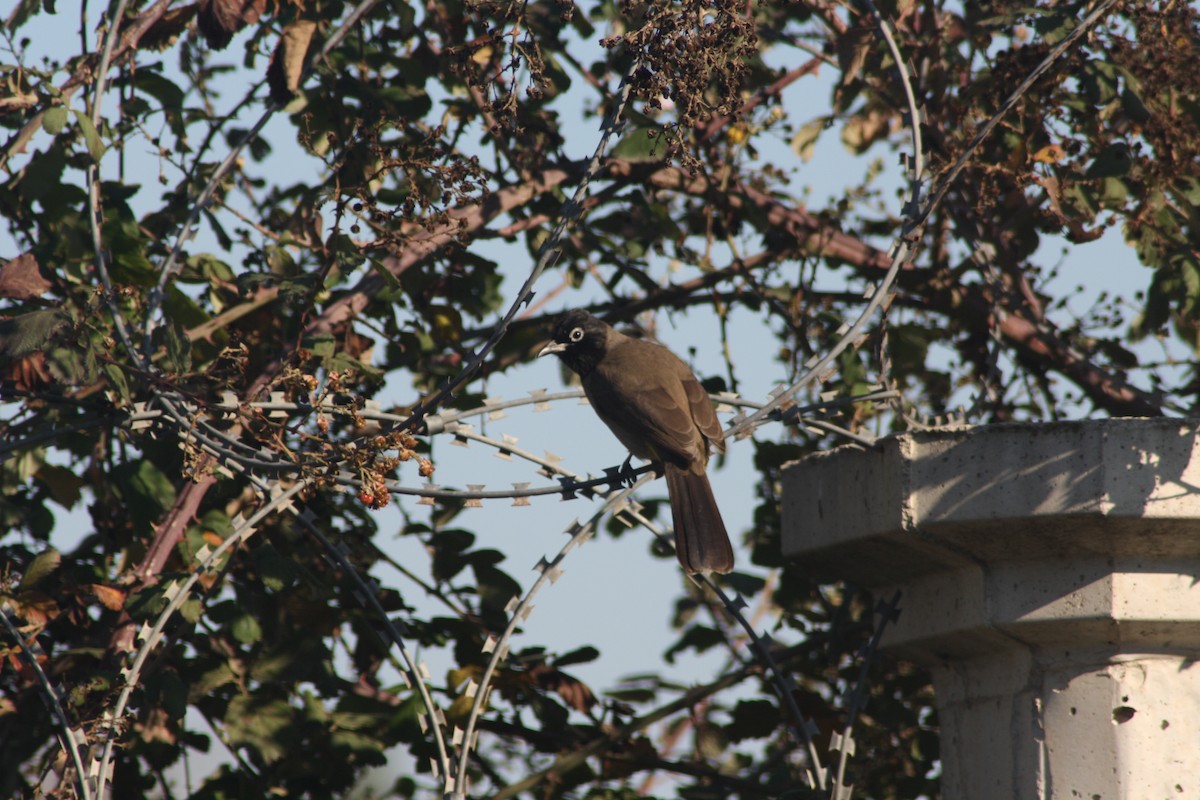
[1, 0, 1198, 798]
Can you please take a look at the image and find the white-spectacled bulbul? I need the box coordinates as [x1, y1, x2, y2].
[538, 310, 734, 574]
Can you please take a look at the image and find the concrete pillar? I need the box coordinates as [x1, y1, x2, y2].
[780, 419, 1200, 800]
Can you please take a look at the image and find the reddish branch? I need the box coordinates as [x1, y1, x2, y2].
[606, 159, 1162, 417]
[245, 167, 573, 398]
[244, 143, 1158, 419]
[699, 57, 824, 141]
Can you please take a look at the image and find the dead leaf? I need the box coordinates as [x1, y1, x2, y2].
[136, 707, 177, 745]
[836, 25, 875, 87]
[14, 590, 60, 626]
[342, 329, 374, 362]
[139, 3, 201, 51]
[471, 45, 494, 66]
[197, 0, 267, 50]
[0, 92, 37, 114]
[267, 19, 317, 105]
[529, 664, 597, 713]
[0, 253, 51, 300]
[1033, 144, 1066, 164]
[91, 584, 127, 611]
[36, 464, 85, 509]
[5, 351, 53, 391]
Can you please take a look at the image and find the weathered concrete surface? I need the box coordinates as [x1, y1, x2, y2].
[782, 419, 1200, 800]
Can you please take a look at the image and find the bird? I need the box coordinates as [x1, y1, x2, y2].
[537, 309, 734, 574]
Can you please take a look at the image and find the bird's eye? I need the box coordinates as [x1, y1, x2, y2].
[569, 327, 584, 342]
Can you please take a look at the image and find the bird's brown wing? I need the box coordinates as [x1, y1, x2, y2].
[584, 339, 705, 469]
[682, 369, 725, 455]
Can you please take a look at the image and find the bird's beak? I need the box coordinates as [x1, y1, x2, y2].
[538, 341, 567, 358]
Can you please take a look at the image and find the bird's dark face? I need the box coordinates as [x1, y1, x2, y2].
[537, 310, 610, 377]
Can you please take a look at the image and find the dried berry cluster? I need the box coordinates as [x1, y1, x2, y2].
[603, 0, 758, 167]
[309, 372, 436, 510]
[352, 430, 434, 510]
[356, 123, 490, 249]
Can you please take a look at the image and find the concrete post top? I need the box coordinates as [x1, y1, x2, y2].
[782, 417, 1200, 586]
[782, 421, 1200, 800]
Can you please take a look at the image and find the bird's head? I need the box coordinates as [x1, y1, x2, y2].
[537, 309, 610, 377]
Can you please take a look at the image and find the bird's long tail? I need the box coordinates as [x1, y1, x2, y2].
[665, 464, 734, 574]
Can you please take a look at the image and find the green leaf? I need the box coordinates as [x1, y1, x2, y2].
[115, 459, 178, 516]
[1181, 257, 1200, 318]
[368, 257, 402, 289]
[0, 309, 67, 357]
[35, 464, 85, 509]
[182, 254, 235, 284]
[252, 544, 300, 591]
[306, 333, 336, 360]
[42, 107, 68, 135]
[554, 646, 600, 668]
[604, 686, 657, 704]
[1085, 143, 1132, 179]
[1132, 266, 1177, 338]
[163, 285, 211, 329]
[612, 128, 663, 161]
[231, 612, 263, 644]
[20, 548, 61, 590]
[190, 662, 237, 700]
[4, 0, 41, 31]
[179, 596, 204, 624]
[726, 699, 780, 741]
[102, 362, 131, 403]
[162, 321, 192, 374]
[131, 69, 185, 110]
[1173, 177, 1200, 206]
[277, 274, 317, 305]
[720, 571, 766, 597]
[71, 109, 106, 161]
[790, 116, 828, 162]
[160, 670, 189, 718]
[664, 624, 724, 663]
[1032, 9, 1073, 45]
[224, 695, 296, 763]
[472, 562, 521, 615]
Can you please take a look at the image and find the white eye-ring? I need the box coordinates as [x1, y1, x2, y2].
[569, 327, 584, 342]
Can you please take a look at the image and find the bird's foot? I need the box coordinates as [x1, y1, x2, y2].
[619, 455, 640, 487]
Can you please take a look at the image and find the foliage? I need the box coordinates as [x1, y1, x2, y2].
[1, 0, 1198, 798]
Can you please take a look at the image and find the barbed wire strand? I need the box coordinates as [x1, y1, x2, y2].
[828, 591, 903, 800]
[726, 51, 924, 441]
[0, 603, 93, 800]
[292, 505, 458, 785]
[89, 481, 309, 796]
[916, 0, 1122, 228]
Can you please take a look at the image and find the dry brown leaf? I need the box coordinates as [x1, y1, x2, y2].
[1034, 144, 1067, 164]
[14, 590, 60, 626]
[836, 25, 875, 87]
[0, 254, 51, 300]
[197, 0, 267, 50]
[5, 351, 53, 391]
[91, 584, 127, 611]
[529, 664, 597, 713]
[136, 707, 178, 745]
[139, 4, 201, 51]
[267, 19, 318, 105]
